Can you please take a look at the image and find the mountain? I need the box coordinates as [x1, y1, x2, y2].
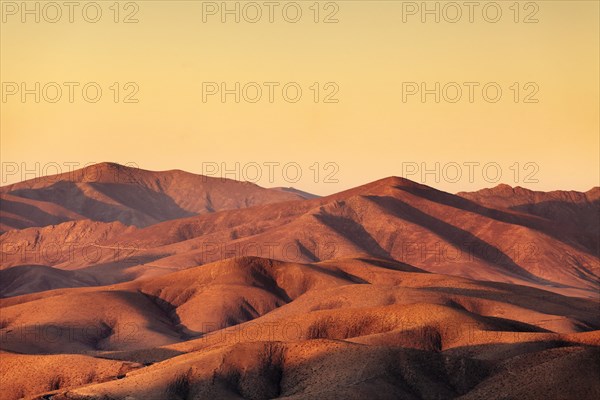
[271, 186, 321, 199]
[0, 162, 310, 232]
[1, 256, 598, 399]
[1, 164, 599, 399]
[2, 173, 597, 298]
[458, 184, 600, 253]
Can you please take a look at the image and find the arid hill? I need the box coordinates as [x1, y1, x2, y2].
[459, 184, 600, 253]
[0, 163, 598, 399]
[2, 170, 597, 298]
[1, 256, 598, 399]
[0, 162, 310, 232]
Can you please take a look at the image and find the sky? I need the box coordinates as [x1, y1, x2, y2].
[1, 0, 599, 195]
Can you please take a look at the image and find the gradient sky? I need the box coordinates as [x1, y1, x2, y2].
[1, 0, 598, 195]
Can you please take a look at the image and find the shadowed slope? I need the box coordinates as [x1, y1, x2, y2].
[1, 255, 599, 400]
[0, 162, 310, 231]
[2, 177, 598, 299]
[459, 184, 600, 254]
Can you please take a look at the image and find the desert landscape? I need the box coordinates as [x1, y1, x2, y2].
[0, 162, 598, 399]
[2, 0, 598, 397]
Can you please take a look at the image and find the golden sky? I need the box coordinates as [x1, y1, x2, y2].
[1, 0, 598, 195]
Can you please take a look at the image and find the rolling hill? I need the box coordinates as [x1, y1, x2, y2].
[0, 256, 598, 399]
[0, 162, 311, 232]
[0, 163, 598, 399]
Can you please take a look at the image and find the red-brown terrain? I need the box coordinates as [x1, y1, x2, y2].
[0, 163, 598, 399]
[0, 162, 309, 233]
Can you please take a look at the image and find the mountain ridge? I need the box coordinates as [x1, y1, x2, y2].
[0, 162, 313, 232]
[1, 164, 598, 299]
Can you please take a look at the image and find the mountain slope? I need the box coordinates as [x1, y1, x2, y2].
[0, 162, 311, 232]
[458, 184, 600, 253]
[1, 256, 598, 400]
[2, 176, 598, 299]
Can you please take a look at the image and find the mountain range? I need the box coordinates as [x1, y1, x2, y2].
[0, 162, 598, 400]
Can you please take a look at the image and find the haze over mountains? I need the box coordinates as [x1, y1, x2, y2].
[0, 163, 598, 399]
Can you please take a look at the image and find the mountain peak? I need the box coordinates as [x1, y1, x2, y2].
[0, 162, 311, 231]
[362, 176, 427, 191]
[490, 183, 518, 194]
